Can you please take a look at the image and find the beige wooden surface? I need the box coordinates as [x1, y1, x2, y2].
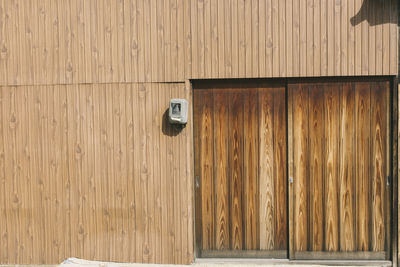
[0, 0, 397, 86]
[0, 83, 194, 265]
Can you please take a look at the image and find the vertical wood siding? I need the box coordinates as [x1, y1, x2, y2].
[0, 83, 194, 264]
[0, 0, 397, 86]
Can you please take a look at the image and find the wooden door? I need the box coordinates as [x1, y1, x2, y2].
[288, 81, 391, 260]
[193, 81, 287, 258]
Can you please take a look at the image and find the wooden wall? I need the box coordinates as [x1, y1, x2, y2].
[0, 82, 194, 264]
[0, 0, 397, 86]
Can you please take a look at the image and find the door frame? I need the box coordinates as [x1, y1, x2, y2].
[191, 77, 398, 263]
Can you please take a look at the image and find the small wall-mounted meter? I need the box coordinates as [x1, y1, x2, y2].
[169, 98, 188, 125]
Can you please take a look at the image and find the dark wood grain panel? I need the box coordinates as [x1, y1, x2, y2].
[198, 90, 215, 250]
[213, 90, 230, 250]
[195, 82, 288, 254]
[323, 83, 340, 252]
[258, 88, 275, 250]
[293, 84, 309, 251]
[371, 82, 386, 252]
[229, 90, 244, 250]
[355, 82, 371, 251]
[309, 85, 324, 251]
[290, 79, 391, 260]
[273, 86, 287, 250]
[339, 83, 355, 252]
[243, 89, 259, 250]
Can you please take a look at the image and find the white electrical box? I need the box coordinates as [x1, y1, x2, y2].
[169, 98, 188, 125]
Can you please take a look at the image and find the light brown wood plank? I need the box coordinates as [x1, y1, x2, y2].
[225, 0, 233, 77]
[347, 0, 354, 75]
[355, 82, 371, 251]
[306, 0, 313, 76]
[197, 0, 204, 78]
[389, 0, 397, 74]
[361, 0, 369, 75]
[213, 90, 230, 250]
[320, 0, 327, 76]
[327, 0, 334, 75]
[371, 82, 386, 252]
[89, 0, 98, 83]
[288, 84, 294, 258]
[291, 0, 299, 76]
[0, 87, 7, 263]
[368, 2, 375, 75]
[339, 83, 355, 252]
[229, 91, 244, 250]
[125, 83, 136, 262]
[238, 0, 245, 77]
[185, 81, 194, 263]
[258, 0, 266, 76]
[136, 0, 145, 82]
[340, 0, 348, 75]
[203, 0, 211, 78]
[273, 86, 287, 250]
[169, 0, 177, 81]
[155, 0, 164, 82]
[210, 0, 218, 78]
[375, 2, 383, 75]
[309, 85, 324, 251]
[293, 84, 308, 251]
[258, 88, 274, 250]
[334, 0, 340, 76]
[177, 0, 184, 80]
[83, 0, 92, 83]
[96, 0, 106, 83]
[271, 0, 279, 77]
[244, 89, 258, 249]
[251, 0, 259, 77]
[190, 0, 197, 78]
[313, 0, 320, 76]
[381, 1, 389, 75]
[299, 0, 306, 76]
[165, 85, 175, 263]
[198, 90, 214, 250]
[218, 0, 226, 77]
[183, 0, 192, 79]
[354, 0, 362, 75]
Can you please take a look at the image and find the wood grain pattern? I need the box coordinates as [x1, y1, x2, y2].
[258, 88, 275, 250]
[309, 85, 324, 251]
[214, 90, 229, 250]
[244, 89, 258, 250]
[229, 91, 244, 250]
[339, 83, 355, 252]
[291, 80, 390, 259]
[355, 82, 371, 251]
[293, 84, 308, 251]
[273, 86, 287, 250]
[194, 82, 287, 254]
[199, 90, 214, 250]
[0, 0, 396, 86]
[371, 82, 386, 252]
[0, 83, 193, 264]
[324, 84, 340, 252]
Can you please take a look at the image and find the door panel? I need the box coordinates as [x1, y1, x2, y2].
[194, 82, 287, 257]
[289, 81, 391, 260]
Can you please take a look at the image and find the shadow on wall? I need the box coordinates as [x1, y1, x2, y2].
[351, 0, 398, 26]
[162, 109, 184, 137]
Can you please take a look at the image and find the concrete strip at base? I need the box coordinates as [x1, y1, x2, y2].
[56, 258, 391, 267]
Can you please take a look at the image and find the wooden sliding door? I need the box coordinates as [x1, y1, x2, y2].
[193, 82, 287, 258]
[288, 81, 391, 260]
